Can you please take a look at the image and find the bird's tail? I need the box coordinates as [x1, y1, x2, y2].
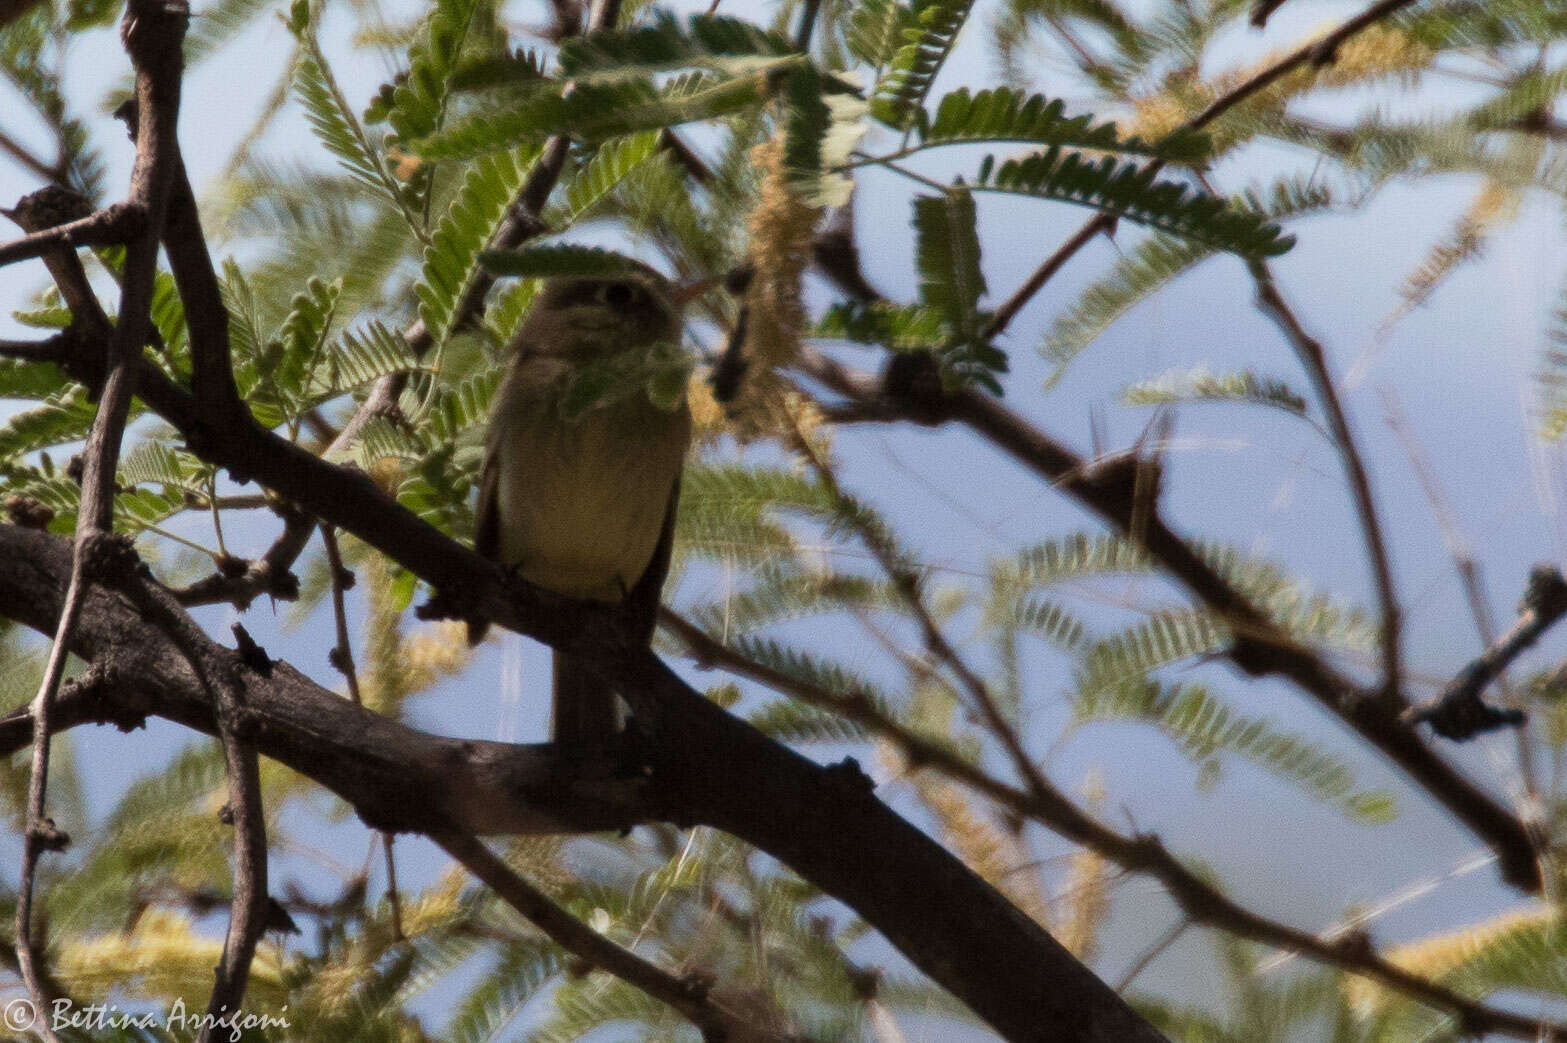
[551, 649, 619, 744]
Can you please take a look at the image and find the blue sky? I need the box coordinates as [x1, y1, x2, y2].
[3, 0, 1566, 1035]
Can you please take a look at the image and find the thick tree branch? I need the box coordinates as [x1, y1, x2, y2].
[658, 610, 1567, 1042]
[0, 525, 653, 834]
[0, 333, 69, 361]
[0, 522, 1161, 1040]
[2, 188, 115, 350]
[792, 346, 1542, 892]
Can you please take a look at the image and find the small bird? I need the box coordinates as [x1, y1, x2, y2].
[470, 263, 693, 745]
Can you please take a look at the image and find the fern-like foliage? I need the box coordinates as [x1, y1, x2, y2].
[1536, 284, 1567, 441]
[1040, 176, 1331, 381]
[998, 532, 1153, 587]
[442, 940, 563, 1043]
[1076, 678, 1395, 822]
[556, 12, 795, 79]
[414, 72, 767, 159]
[847, 0, 913, 73]
[1001, 594, 1087, 650]
[814, 300, 946, 347]
[1120, 367, 1312, 426]
[687, 566, 893, 635]
[913, 190, 1006, 391]
[724, 634, 901, 723]
[973, 147, 1294, 256]
[417, 144, 540, 346]
[1078, 609, 1229, 692]
[291, 20, 425, 234]
[0, 359, 72, 401]
[1399, 0, 1567, 50]
[922, 87, 1209, 160]
[550, 131, 661, 226]
[381, 0, 488, 146]
[872, 0, 978, 131]
[1040, 233, 1212, 382]
[249, 275, 342, 427]
[749, 699, 871, 743]
[0, 385, 138, 462]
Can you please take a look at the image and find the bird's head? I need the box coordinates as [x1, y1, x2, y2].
[524, 263, 683, 362]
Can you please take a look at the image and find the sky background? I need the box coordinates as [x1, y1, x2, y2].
[2, 0, 1566, 1037]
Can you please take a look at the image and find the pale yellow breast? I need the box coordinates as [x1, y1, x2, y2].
[491, 386, 690, 603]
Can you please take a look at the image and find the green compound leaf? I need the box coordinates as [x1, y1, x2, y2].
[924, 87, 1209, 161]
[557, 12, 794, 79]
[973, 148, 1295, 257]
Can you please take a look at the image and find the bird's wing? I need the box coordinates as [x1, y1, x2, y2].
[473, 442, 501, 564]
[622, 472, 681, 647]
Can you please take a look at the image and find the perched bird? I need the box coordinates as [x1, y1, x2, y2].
[470, 264, 693, 744]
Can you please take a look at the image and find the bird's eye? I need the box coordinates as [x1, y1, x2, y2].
[598, 282, 636, 309]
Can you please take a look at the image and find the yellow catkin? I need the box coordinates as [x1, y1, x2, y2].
[398, 620, 472, 694]
[394, 867, 467, 936]
[743, 138, 814, 370]
[1055, 775, 1109, 964]
[686, 370, 726, 446]
[1314, 24, 1432, 89]
[1344, 905, 1554, 1015]
[56, 909, 285, 1005]
[722, 135, 821, 441]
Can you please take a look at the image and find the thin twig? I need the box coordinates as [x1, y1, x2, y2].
[434, 832, 800, 1042]
[1250, 0, 1290, 27]
[321, 524, 362, 706]
[381, 833, 404, 941]
[1406, 568, 1566, 740]
[1249, 259, 1402, 700]
[792, 0, 822, 51]
[1115, 917, 1189, 993]
[0, 201, 142, 267]
[204, 677, 268, 1037]
[0, 127, 61, 184]
[320, 524, 404, 939]
[980, 0, 1424, 341]
[981, 216, 1113, 342]
[14, 0, 189, 1025]
[1382, 389, 1544, 793]
[172, 503, 313, 608]
[0, 334, 69, 362]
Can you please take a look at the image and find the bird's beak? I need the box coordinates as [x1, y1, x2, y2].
[673, 275, 724, 306]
